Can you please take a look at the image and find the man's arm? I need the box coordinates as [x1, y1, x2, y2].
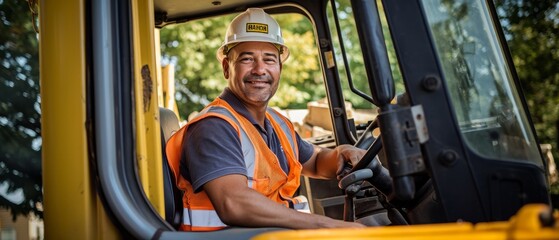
[203, 174, 364, 229]
[301, 144, 366, 179]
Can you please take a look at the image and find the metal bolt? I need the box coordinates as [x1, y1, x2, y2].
[319, 39, 330, 48]
[422, 75, 441, 92]
[438, 150, 458, 167]
[333, 107, 344, 117]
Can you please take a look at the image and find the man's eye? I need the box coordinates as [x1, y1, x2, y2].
[264, 58, 277, 63]
[240, 57, 253, 63]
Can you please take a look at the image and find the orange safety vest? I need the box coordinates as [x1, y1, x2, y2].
[166, 98, 303, 231]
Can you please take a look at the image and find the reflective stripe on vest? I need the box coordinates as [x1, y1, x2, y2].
[179, 105, 299, 230]
[267, 109, 298, 160]
[183, 208, 227, 228]
[197, 106, 298, 188]
[200, 105, 259, 187]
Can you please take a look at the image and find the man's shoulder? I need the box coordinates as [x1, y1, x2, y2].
[188, 115, 236, 133]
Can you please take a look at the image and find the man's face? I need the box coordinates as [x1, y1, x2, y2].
[222, 41, 282, 107]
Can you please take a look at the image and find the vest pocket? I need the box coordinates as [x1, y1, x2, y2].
[247, 176, 273, 195]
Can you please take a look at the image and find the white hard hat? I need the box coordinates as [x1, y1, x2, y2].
[216, 8, 290, 62]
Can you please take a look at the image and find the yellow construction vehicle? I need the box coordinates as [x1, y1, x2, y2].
[38, 0, 558, 239]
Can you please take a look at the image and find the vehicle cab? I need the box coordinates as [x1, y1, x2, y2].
[39, 0, 556, 239]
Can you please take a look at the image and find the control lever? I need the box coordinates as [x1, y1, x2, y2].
[348, 138, 393, 197]
[364, 157, 393, 197]
[338, 169, 373, 190]
[339, 169, 373, 222]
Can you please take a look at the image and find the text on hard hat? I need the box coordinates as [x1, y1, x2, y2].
[246, 23, 268, 34]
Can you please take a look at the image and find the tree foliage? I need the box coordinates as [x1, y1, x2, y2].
[327, 0, 404, 109]
[160, 13, 326, 120]
[160, 16, 232, 120]
[0, 0, 43, 220]
[494, 0, 559, 158]
[159, 2, 407, 121]
[160, 2, 558, 160]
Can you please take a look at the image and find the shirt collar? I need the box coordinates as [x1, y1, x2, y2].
[219, 88, 270, 132]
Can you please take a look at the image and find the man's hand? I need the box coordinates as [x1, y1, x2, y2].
[334, 144, 366, 177]
[302, 144, 366, 179]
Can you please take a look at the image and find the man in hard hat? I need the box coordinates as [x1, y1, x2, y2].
[166, 8, 366, 231]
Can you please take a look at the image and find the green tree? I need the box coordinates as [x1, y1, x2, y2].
[160, 2, 558, 161]
[327, 0, 374, 109]
[160, 16, 232, 120]
[0, 0, 43, 220]
[326, 0, 403, 109]
[494, 0, 559, 159]
[160, 13, 325, 120]
[272, 14, 324, 109]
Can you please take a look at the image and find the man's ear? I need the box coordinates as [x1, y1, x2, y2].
[222, 58, 230, 79]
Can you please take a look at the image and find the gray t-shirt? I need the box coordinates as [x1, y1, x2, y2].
[180, 88, 315, 192]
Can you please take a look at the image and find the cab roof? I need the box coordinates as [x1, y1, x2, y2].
[154, 0, 282, 27]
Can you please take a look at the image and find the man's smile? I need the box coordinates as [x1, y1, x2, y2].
[244, 76, 273, 87]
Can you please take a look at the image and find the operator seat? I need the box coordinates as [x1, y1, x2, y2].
[159, 107, 183, 229]
[160, 107, 181, 142]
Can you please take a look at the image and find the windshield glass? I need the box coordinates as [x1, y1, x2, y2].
[421, 0, 541, 164]
[326, 0, 405, 108]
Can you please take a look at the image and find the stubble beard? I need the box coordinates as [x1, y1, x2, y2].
[242, 75, 277, 103]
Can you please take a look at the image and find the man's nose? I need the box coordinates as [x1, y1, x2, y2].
[251, 59, 266, 75]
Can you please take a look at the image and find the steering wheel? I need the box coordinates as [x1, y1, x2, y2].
[337, 118, 409, 226]
[340, 119, 393, 196]
[337, 119, 411, 226]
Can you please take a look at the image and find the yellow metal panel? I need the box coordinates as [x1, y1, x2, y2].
[40, 0, 118, 239]
[154, 29, 179, 117]
[161, 64, 180, 116]
[155, 29, 164, 108]
[96, 196, 121, 240]
[253, 204, 559, 240]
[130, 0, 166, 216]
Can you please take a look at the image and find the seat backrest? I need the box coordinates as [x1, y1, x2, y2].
[160, 107, 181, 142]
[159, 107, 183, 229]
